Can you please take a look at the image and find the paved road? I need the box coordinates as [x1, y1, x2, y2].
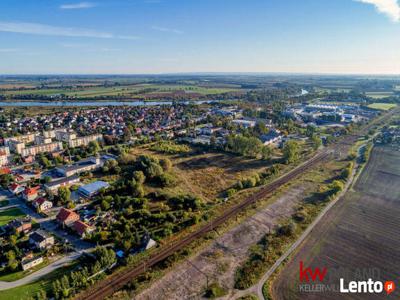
[0, 190, 93, 251]
[0, 189, 94, 290]
[0, 251, 81, 290]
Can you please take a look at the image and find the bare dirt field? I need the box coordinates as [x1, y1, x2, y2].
[271, 145, 400, 300]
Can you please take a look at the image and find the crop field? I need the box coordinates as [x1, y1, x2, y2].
[367, 103, 397, 110]
[365, 91, 394, 99]
[1, 83, 240, 99]
[271, 146, 400, 300]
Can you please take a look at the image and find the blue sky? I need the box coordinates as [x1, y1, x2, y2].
[0, 0, 399, 74]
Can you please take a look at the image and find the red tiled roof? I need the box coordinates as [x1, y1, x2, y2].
[9, 183, 20, 190]
[34, 197, 47, 205]
[73, 220, 90, 236]
[56, 208, 79, 223]
[24, 186, 40, 196]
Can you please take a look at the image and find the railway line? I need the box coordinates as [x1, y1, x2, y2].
[76, 109, 400, 300]
[75, 150, 330, 300]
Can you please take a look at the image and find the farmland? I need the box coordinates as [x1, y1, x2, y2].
[367, 102, 397, 111]
[0, 82, 242, 101]
[270, 145, 400, 299]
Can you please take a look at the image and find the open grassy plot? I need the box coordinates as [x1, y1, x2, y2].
[271, 146, 400, 300]
[0, 208, 25, 226]
[367, 102, 397, 110]
[129, 146, 275, 202]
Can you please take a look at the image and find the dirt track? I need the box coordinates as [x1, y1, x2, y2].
[135, 185, 310, 300]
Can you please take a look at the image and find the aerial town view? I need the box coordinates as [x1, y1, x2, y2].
[0, 1, 399, 300]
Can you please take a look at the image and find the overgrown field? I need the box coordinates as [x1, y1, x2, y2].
[129, 145, 277, 202]
[270, 146, 400, 300]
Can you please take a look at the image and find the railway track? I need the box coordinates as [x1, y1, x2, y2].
[75, 150, 330, 300]
[75, 108, 398, 300]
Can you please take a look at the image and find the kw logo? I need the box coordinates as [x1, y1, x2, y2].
[299, 261, 328, 282]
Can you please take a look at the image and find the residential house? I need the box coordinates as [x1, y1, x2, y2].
[8, 218, 32, 234]
[29, 230, 55, 250]
[73, 220, 94, 238]
[9, 183, 25, 195]
[56, 208, 80, 227]
[33, 198, 53, 212]
[22, 186, 40, 202]
[21, 256, 44, 271]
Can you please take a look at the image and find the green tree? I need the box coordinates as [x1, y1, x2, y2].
[58, 186, 71, 204]
[283, 140, 300, 164]
[311, 135, 322, 150]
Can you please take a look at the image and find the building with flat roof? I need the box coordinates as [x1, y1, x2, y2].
[68, 134, 103, 148]
[4, 133, 37, 147]
[44, 175, 80, 193]
[78, 181, 110, 198]
[55, 157, 101, 177]
[19, 142, 63, 157]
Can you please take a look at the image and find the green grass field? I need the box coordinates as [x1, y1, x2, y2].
[367, 103, 397, 110]
[2, 83, 240, 99]
[0, 260, 49, 282]
[365, 91, 394, 99]
[0, 208, 25, 226]
[0, 200, 9, 207]
[0, 262, 79, 300]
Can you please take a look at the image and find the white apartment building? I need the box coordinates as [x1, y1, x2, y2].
[20, 142, 63, 157]
[43, 130, 56, 139]
[8, 141, 25, 154]
[34, 136, 53, 145]
[68, 134, 103, 148]
[55, 129, 76, 142]
[0, 146, 10, 167]
[4, 133, 37, 146]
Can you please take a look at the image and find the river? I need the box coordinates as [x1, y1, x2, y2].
[0, 100, 224, 107]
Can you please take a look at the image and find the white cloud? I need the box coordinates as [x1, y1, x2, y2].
[0, 48, 20, 52]
[0, 21, 139, 40]
[356, 0, 400, 22]
[60, 2, 96, 9]
[152, 26, 184, 34]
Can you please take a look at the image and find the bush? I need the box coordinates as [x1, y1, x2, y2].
[160, 158, 172, 171]
[150, 141, 190, 154]
[242, 177, 257, 188]
[158, 173, 177, 187]
[226, 188, 237, 197]
[204, 282, 227, 299]
[276, 222, 296, 237]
